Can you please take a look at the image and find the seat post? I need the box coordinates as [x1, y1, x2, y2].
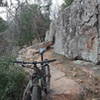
[41, 53, 43, 61]
[39, 48, 46, 61]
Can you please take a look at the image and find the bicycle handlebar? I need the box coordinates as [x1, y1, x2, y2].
[13, 59, 56, 65]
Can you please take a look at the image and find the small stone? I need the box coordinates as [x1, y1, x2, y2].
[95, 90, 99, 94]
[73, 73, 77, 77]
[77, 79, 84, 83]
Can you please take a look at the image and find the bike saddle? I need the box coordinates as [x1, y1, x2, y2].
[39, 48, 46, 55]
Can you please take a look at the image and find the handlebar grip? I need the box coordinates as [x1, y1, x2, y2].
[13, 61, 30, 64]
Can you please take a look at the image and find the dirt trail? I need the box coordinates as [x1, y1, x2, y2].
[17, 47, 100, 100]
[48, 66, 84, 100]
[36, 50, 84, 100]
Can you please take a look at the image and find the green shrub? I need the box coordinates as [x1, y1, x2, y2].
[0, 57, 26, 100]
[62, 0, 74, 9]
[15, 4, 50, 46]
[65, 0, 74, 6]
[0, 17, 8, 32]
[17, 5, 36, 46]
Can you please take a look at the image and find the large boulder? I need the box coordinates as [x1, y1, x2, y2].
[45, 0, 100, 64]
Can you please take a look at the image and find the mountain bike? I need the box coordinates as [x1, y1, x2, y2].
[13, 48, 56, 100]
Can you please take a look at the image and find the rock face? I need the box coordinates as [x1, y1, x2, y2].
[45, 0, 100, 63]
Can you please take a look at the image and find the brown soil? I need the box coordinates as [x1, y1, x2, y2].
[49, 50, 100, 100]
[18, 47, 100, 100]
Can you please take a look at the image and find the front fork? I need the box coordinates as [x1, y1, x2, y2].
[43, 64, 51, 94]
[22, 73, 41, 98]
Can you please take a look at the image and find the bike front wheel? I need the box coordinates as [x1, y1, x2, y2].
[45, 65, 51, 92]
[31, 86, 42, 100]
[23, 92, 31, 100]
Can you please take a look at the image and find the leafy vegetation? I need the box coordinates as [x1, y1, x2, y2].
[0, 57, 26, 100]
[0, 17, 8, 32]
[65, 0, 74, 6]
[15, 4, 50, 46]
[17, 5, 37, 46]
[62, 0, 74, 9]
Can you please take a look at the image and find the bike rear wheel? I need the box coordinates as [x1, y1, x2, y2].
[31, 86, 42, 100]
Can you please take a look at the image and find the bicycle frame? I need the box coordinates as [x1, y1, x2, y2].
[14, 49, 56, 100]
[22, 62, 50, 100]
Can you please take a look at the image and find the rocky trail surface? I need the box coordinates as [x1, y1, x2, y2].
[47, 66, 84, 100]
[17, 45, 100, 100]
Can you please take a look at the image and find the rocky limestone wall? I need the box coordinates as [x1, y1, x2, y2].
[45, 0, 100, 64]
